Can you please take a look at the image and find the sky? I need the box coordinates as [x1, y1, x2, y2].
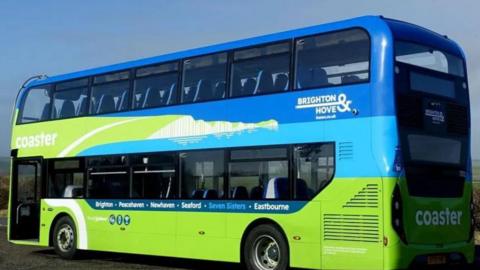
[0, 0, 478, 159]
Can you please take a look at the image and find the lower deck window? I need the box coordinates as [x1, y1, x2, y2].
[294, 143, 335, 199]
[180, 150, 225, 199]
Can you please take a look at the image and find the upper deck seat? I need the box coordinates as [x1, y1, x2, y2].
[264, 177, 289, 200]
[143, 87, 161, 108]
[194, 79, 213, 102]
[341, 75, 361, 84]
[165, 83, 176, 105]
[242, 78, 257, 96]
[76, 96, 87, 116]
[41, 103, 56, 120]
[253, 70, 274, 95]
[183, 86, 196, 103]
[297, 67, 328, 88]
[96, 94, 116, 114]
[60, 100, 76, 118]
[213, 81, 226, 99]
[274, 73, 289, 91]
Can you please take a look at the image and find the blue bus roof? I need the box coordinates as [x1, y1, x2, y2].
[26, 15, 464, 88]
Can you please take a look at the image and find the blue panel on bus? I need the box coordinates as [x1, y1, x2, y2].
[86, 199, 308, 214]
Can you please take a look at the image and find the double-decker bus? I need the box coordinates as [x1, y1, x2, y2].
[8, 16, 474, 269]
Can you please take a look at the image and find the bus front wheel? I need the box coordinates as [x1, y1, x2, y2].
[53, 216, 78, 259]
[244, 224, 289, 270]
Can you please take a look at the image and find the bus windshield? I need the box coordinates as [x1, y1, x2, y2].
[395, 41, 465, 77]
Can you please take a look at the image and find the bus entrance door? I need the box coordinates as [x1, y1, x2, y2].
[10, 158, 42, 241]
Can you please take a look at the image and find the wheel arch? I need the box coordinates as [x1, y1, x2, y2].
[48, 212, 74, 247]
[240, 218, 290, 265]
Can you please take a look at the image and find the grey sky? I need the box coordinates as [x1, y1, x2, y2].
[0, 0, 478, 159]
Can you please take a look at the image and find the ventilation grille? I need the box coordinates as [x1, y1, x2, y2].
[446, 103, 468, 135]
[323, 214, 380, 243]
[343, 184, 379, 208]
[338, 142, 353, 160]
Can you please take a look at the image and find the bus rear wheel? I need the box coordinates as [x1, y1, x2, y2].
[244, 224, 289, 270]
[53, 216, 78, 259]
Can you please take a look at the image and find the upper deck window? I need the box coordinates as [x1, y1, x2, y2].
[231, 42, 291, 97]
[295, 29, 369, 89]
[395, 41, 465, 77]
[53, 78, 89, 119]
[134, 62, 179, 109]
[91, 71, 130, 115]
[18, 85, 53, 124]
[181, 53, 227, 103]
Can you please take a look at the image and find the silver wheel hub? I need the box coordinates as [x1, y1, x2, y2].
[253, 235, 280, 270]
[57, 225, 74, 252]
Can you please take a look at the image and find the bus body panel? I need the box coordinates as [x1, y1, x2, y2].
[8, 15, 473, 270]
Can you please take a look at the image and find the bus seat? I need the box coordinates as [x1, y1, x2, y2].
[117, 91, 128, 111]
[76, 96, 87, 116]
[242, 78, 256, 96]
[183, 87, 196, 103]
[264, 177, 289, 200]
[231, 75, 243, 97]
[214, 81, 226, 99]
[341, 75, 361, 84]
[297, 67, 328, 88]
[274, 74, 289, 91]
[295, 178, 310, 200]
[254, 70, 274, 95]
[165, 83, 176, 105]
[194, 79, 213, 102]
[60, 100, 76, 118]
[232, 186, 249, 200]
[63, 185, 83, 198]
[250, 186, 263, 200]
[191, 189, 204, 199]
[97, 94, 116, 114]
[41, 103, 55, 120]
[143, 88, 161, 108]
[203, 189, 218, 199]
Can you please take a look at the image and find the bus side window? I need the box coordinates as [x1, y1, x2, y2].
[295, 29, 370, 89]
[90, 71, 130, 115]
[181, 53, 227, 103]
[294, 143, 335, 200]
[47, 159, 85, 199]
[134, 62, 179, 109]
[231, 42, 290, 97]
[53, 78, 89, 119]
[18, 85, 53, 124]
[229, 147, 289, 200]
[180, 150, 225, 199]
[86, 155, 129, 199]
[131, 153, 178, 199]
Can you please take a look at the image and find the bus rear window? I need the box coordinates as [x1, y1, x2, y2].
[395, 41, 465, 77]
[410, 72, 455, 98]
[407, 134, 462, 165]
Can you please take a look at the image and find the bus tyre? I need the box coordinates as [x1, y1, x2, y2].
[53, 216, 77, 259]
[244, 224, 289, 270]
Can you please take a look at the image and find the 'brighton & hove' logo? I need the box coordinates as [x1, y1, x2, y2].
[295, 93, 352, 120]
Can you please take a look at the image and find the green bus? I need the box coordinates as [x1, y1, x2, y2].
[8, 16, 474, 269]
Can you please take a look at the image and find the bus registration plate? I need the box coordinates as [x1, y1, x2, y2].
[427, 255, 446, 265]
